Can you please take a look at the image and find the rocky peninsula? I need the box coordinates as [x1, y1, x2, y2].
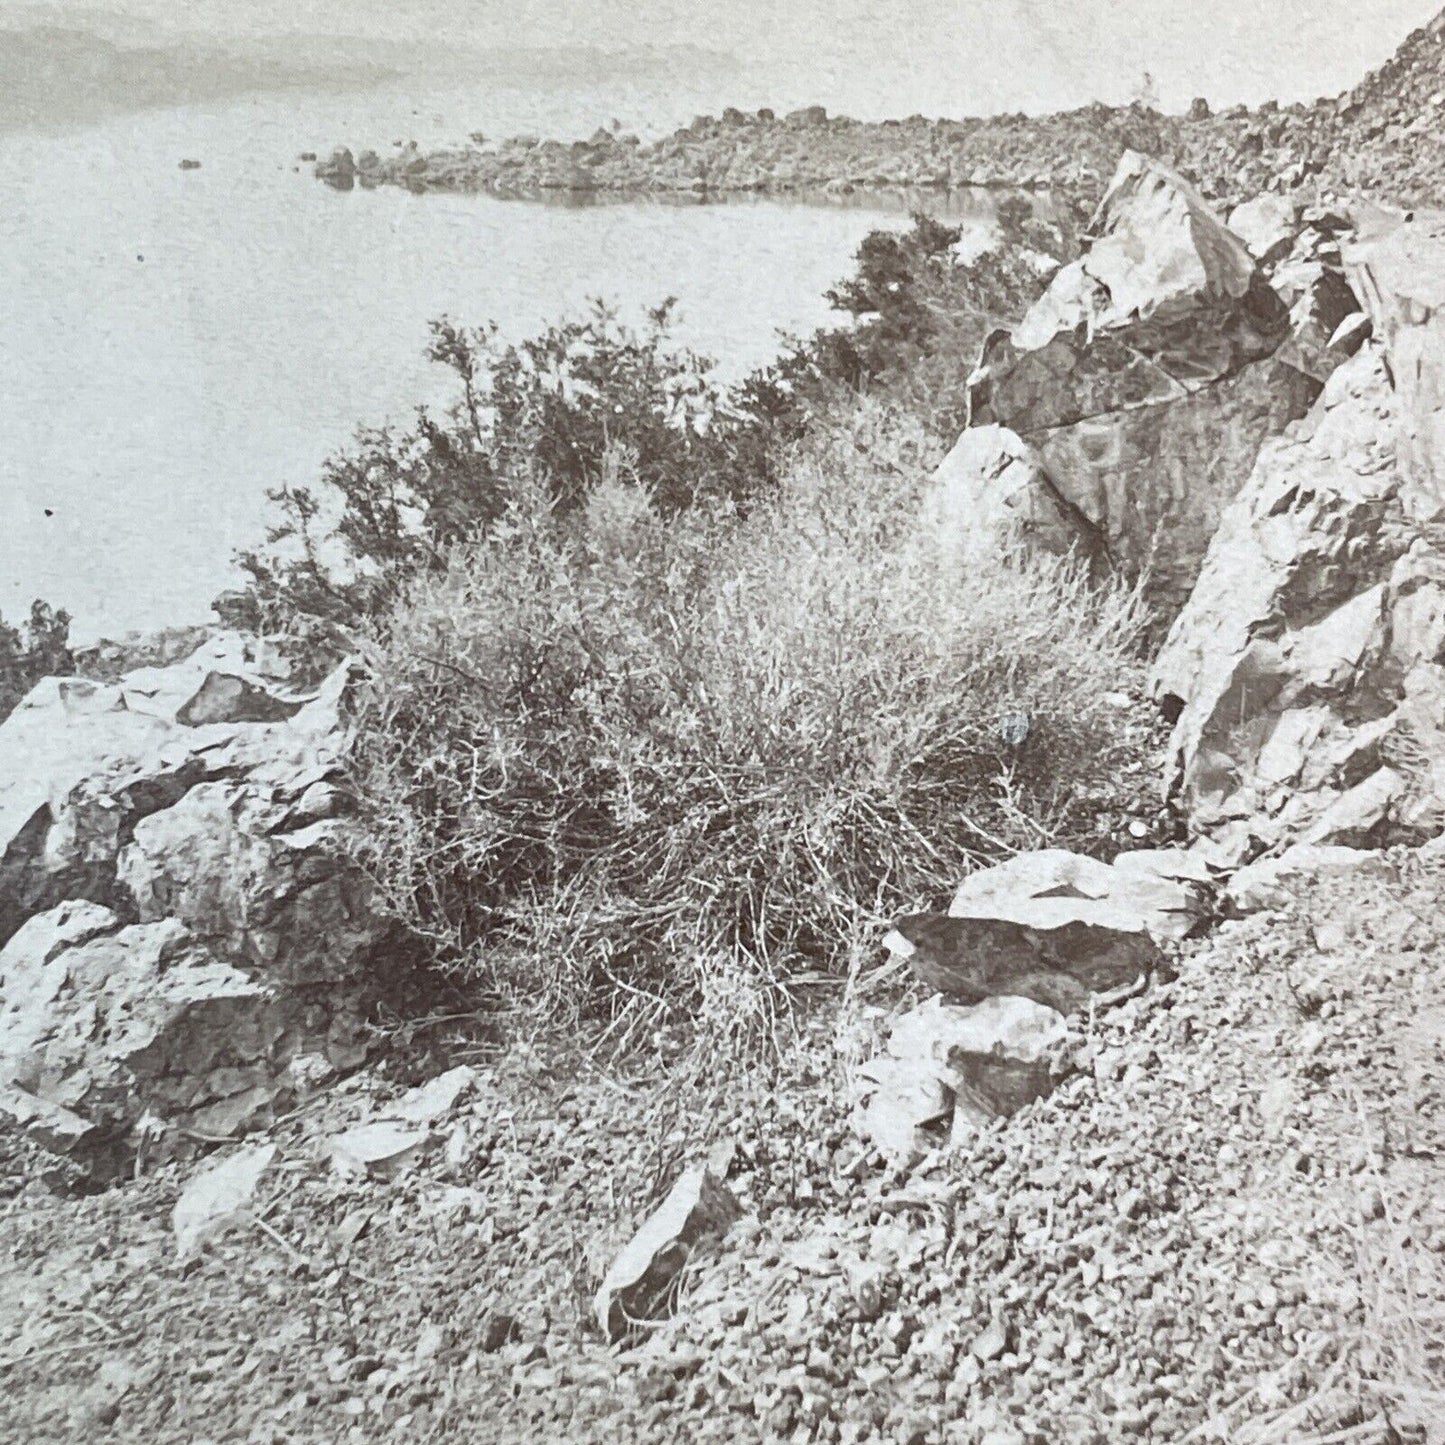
[317, 11, 1445, 213]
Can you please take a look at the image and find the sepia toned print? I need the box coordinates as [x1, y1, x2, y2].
[2, 3, 1444, 1440]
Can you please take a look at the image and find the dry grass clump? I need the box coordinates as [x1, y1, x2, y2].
[348, 404, 1148, 1041]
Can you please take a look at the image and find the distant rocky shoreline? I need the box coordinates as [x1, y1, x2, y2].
[314, 13, 1445, 214]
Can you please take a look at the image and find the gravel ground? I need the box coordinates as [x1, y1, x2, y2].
[2, 848, 1443, 1443]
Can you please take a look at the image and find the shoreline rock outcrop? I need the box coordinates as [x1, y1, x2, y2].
[310, 11, 1445, 214]
[0, 634, 392, 1175]
[1151, 211, 1445, 862]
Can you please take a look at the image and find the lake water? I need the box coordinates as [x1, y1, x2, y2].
[0, 80, 1003, 639]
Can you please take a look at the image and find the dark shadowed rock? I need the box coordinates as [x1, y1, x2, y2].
[175, 671, 303, 726]
[962, 152, 1319, 614]
[884, 910, 1158, 1016]
[316, 147, 355, 188]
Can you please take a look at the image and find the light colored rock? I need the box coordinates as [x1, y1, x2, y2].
[118, 782, 382, 987]
[0, 641, 385, 1171]
[386, 1066, 479, 1125]
[329, 1121, 428, 1180]
[0, 643, 370, 955]
[1152, 342, 1445, 853]
[1228, 193, 1301, 265]
[929, 425, 1100, 561]
[173, 1142, 277, 1257]
[1225, 844, 1389, 913]
[855, 1056, 950, 1158]
[1344, 209, 1445, 512]
[855, 995, 1067, 1157]
[949, 847, 1211, 943]
[594, 1164, 742, 1340]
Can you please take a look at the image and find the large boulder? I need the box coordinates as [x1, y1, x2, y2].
[0, 637, 388, 1168]
[1151, 340, 1445, 859]
[962, 152, 1326, 614]
[0, 906, 305, 1177]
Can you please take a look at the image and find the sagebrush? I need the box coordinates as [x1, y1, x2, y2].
[349, 405, 1147, 1034]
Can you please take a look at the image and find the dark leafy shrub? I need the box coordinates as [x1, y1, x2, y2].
[0, 601, 74, 723]
[772, 206, 1070, 437]
[237, 301, 800, 634]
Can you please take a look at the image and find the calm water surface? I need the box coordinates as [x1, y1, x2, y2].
[0, 82, 1002, 638]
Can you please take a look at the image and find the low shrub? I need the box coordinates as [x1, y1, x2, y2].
[348, 403, 1147, 1038]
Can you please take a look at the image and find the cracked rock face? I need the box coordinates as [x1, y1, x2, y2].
[1152, 331, 1445, 860]
[0, 907, 299, 1178]
[0, 635, 389, 1171]
[958, 151, 1331, 616]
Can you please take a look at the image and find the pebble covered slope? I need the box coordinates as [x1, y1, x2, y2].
[3, 850, 1442, 1442]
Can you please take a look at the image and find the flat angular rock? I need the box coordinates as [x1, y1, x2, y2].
[387, 1065, 479, 1125]
[594, 1164, 741, 1341]
[949, 848, 1210, 943]
[328, 1121, 428, 1180]
[172, 1142, 277, 1257]
[855, 996, 1068, 1157]
[1228, 193, 1301, 265]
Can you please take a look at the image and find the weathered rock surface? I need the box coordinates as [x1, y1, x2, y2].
[856, 995, 1068, 1157]
[1227, 193, 1300, 265]
[1152, 334, 1445, 859]
[963, 153, 1326, 613]
[1345, 208, 1445, 507]
[0, 637, 388, 1169]
[0, 908, 300, 1175]
[881, 848, 1213, 1016]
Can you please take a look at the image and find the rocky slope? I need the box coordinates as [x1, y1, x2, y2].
[2, 847, 1440, 1443]
[316, 9, 1445, 213]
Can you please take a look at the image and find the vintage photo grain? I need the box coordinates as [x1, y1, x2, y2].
[2, 2, 1444, 1440]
